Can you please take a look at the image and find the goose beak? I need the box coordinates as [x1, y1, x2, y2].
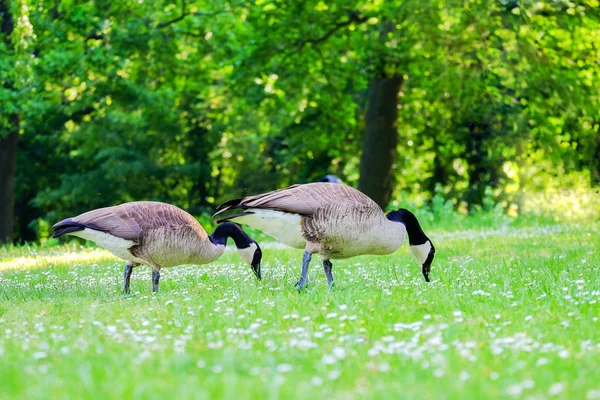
[422, 241, 435, 283]
[251, 245, 262, 280]
[252, 261, 261, 280]
[422, 262, 431, 282]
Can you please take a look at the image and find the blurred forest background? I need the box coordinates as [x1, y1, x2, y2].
[1, 0, 599, 244]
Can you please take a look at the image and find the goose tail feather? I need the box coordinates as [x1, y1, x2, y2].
[51, 218, 86, 238]
[215, 211, 255, 224]
[213, 197, 246, 219]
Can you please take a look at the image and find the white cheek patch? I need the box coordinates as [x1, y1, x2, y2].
[410, 241, 432, 265]
[238, 243, 257, 265]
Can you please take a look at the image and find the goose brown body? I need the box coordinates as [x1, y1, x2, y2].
[215, 183, 404, 259]
[68, 202, 223, 267]
[52, 201, 262, 292]
[214, 183, 435, 287]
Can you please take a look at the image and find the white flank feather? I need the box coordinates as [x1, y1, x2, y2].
[230, 209, 306, 249]
[69, 229, 143, 263]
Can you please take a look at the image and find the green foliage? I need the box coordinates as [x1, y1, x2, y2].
[1, 0, 599, 242]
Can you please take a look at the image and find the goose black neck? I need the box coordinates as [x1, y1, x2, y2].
[210, 222, 254, 249]
[386, 209, 429, 246]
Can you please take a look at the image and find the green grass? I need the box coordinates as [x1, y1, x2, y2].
[1, 222, 599, 399]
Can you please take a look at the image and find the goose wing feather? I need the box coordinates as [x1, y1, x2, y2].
[214, 182, 381, 218]
[72, 201, 207, 242]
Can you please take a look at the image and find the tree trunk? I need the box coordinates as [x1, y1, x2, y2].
[358, 76, 403, 209]
[592, 122, 600, 187]
[464, 122, 487, 207]
[0, 127, 18, 244]
[0, 0, 17, 243]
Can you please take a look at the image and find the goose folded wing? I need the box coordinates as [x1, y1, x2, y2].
[72, 205, 144, 241]
[214, 182, 376, 218]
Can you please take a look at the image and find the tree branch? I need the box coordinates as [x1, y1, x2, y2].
[156, 0, 239, 29]
[85, 32, 104, 41]
[191, 9, 233, 17]
[295, 10, 368, 53]
[156, 0, 188, 29]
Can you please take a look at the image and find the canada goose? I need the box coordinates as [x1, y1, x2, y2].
[320, 174, 344, 184]
[213, 183, 435, 289]
[51, 201, 262, 292]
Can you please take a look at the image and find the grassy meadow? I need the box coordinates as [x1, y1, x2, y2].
[1, 220, 599, 399]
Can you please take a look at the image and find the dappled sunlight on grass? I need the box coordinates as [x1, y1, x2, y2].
[0, 248, 117, 272]
[0, 242, 293, 274]
[522, 188, 600, 221]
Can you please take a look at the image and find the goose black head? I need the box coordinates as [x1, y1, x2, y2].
[210, 222, 263, 280]
[386, 208, 435, 282]
[319, 174, 344, 184]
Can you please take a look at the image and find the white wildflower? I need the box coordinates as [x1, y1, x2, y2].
[537, 358, 548, 366]
[378, 362, 390, 372]
[328, 370, 341, 380]
[522, 380, 535, 389]
[506, 384, 522, 397]
[549, 382, 565, 396]
[321, 355, 336, 365]
[587, 389, 600, 399]
[332, 347, 346, 359]
[277, 364, 293, 373]
[558, 350, 570, 359]
[311, 377, 323, 386]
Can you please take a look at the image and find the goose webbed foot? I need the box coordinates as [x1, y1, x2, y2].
[295, 277, 308, 292]
[123, 262, 134, 294]
[295, 251, 312, 292]
[152, 270, 160, 292]
[323, 259, 334, 290]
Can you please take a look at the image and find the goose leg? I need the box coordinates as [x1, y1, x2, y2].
[152, 268, 161, 292]
[323, 259, 334, 289]
[123, 262, 134, 293]
[295, 251, 311, 291]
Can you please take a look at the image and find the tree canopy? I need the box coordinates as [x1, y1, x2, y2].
[1, 0, 599, 242]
